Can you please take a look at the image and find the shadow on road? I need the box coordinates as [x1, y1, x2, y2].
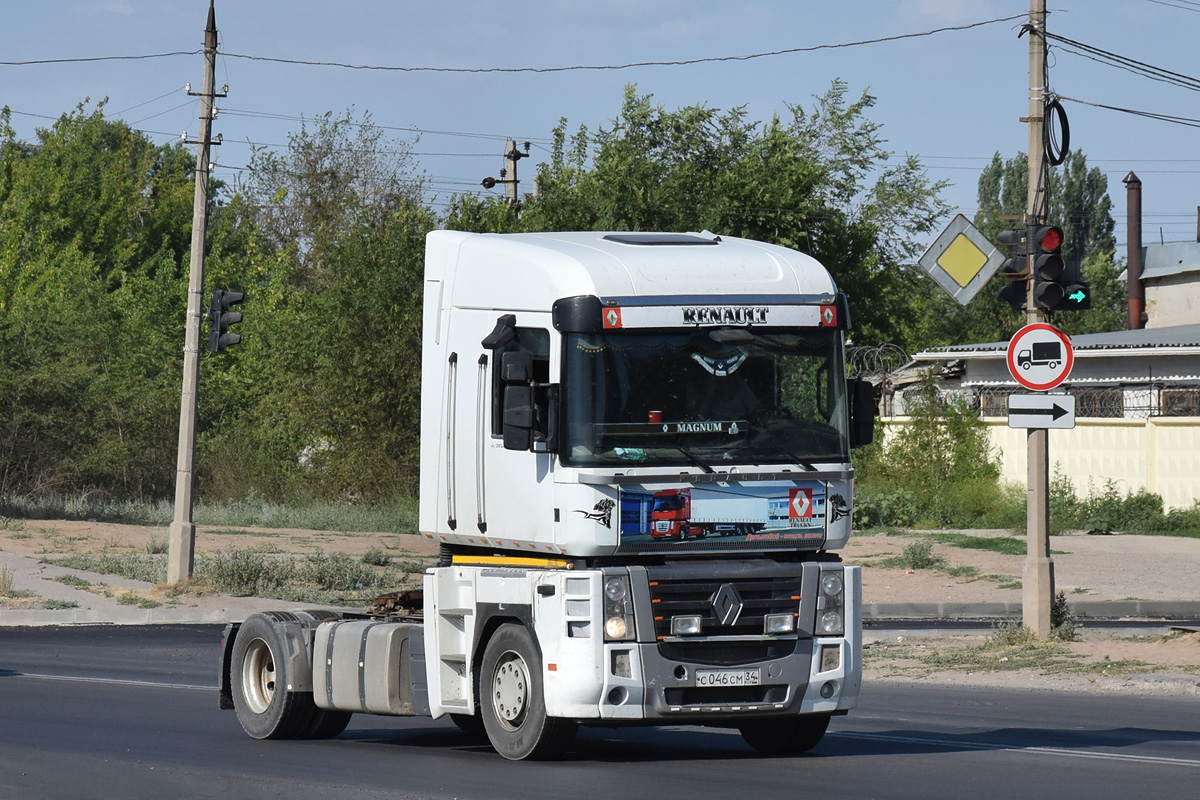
[339, 719, 1200, 763]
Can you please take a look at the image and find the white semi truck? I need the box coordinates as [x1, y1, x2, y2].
[219, 230, 875, 760]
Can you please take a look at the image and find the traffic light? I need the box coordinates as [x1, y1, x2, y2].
[1048, 263, 1093, 312]
[208, 289, 244, 352]
[996, 228, 1028, 311]
[1031, 225, 1066, 310]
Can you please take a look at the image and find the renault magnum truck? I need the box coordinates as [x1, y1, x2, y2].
[220, 230, 875, 760]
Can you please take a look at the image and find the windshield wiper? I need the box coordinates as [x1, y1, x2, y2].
[669, 445, 714, 473]
[768, 445, 816, 471]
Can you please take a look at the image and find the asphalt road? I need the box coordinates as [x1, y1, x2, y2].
[2, 625, 1198, 800]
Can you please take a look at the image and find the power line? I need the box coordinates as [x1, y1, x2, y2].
[0, 50, 198, 66]
[1043, 31, 1200, 92]
[214, 15, 1025, 74]
[110, 86, 189, 116]
[1143, 0, 1200, 12]
[1057, 93, 1200, 129]
[0, 14, 1023, 77]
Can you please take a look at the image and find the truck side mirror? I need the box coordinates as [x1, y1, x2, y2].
[848, 378, 876, 449]
[503, 385, 535, 451]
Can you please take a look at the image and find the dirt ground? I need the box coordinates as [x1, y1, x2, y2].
[1, 519, 1197, 696]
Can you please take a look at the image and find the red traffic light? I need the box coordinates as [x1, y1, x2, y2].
[1036, 226, 1063, 252]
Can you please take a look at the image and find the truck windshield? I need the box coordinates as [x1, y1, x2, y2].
[563, 328, 850, 467]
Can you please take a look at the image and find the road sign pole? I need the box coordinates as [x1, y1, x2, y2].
[1019, 0, 1057, 639]
[1024, 428, 1054, 636]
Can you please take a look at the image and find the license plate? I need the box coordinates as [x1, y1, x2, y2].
[695, 668, 761, 687]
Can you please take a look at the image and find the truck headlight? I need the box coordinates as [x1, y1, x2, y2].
[604, 575, 634, 641]
[671, 615, 703, 636]
[764, 613, 795, 635]
[817, 567, 845, 636]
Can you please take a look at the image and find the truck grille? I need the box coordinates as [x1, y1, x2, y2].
[646, 564, 803, 642]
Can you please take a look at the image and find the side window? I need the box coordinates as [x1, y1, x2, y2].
[491, 328, 550, 436]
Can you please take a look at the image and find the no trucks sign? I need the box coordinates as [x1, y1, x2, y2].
[1007, 323, 1074, 391]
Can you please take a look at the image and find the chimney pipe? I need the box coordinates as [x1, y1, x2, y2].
[1123, 172, 1144, 330]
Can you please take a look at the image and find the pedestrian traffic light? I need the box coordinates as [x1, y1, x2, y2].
[1031, 225, 1066, 310]
[996, 228, 1028, 311]
[208, 289, 244, 352]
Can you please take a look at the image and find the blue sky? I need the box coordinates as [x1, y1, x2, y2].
[2, 1, 1197, 254]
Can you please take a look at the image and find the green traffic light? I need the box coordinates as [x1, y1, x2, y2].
[1069, 290, 1086, 303]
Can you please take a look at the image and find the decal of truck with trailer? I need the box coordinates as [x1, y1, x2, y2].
[647, 485, 826, 540]
[219, 230, 875, 760]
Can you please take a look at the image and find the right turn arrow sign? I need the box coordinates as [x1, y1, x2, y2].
[1007, 394, 1076, 429]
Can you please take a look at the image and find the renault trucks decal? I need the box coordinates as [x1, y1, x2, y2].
[616, 481, 826, 553]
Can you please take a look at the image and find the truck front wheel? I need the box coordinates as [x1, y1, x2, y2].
[739, 714, 831, 755]
[480, 624, 577, 760]
[230, 615, 316, 739]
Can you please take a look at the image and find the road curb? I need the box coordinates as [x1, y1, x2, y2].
[864, 600, 1200, 622]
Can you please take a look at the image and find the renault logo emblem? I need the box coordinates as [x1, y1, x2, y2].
[711, 584, 743, 626]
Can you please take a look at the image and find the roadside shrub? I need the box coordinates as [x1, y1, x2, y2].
[1050, 590, 1078, 642]
[901, 540, 938, 570]
[853, 487, 919, 529]
[855, 374, 1008, 529]
[989, 621, 1035, 647]
[302, 550, 381, 591]
[197, 547, 295, 595]
[362, 547, 392, 567]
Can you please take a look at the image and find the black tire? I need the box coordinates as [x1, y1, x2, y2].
[739, 714, 831, 755]
[480, 623, 577, 760]
[230, 614, 316, 739]
[302, 708, 353, 739]
[449, 712, 486, 735]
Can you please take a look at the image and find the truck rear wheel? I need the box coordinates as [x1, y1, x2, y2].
[739, 714, 831, 755]
[480, 623, 577, 760]
[230, 615, 316, 739]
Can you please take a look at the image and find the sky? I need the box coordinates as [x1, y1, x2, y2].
[2, 0, 1198, 256]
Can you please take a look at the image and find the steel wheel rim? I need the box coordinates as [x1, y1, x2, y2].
[490, 650, 530, 731]
[241, 637, 276, 714]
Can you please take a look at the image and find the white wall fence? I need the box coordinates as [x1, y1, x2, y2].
[881, 416, 1200, 511]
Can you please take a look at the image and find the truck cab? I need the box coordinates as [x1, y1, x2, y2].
[223, 230, 874, 760]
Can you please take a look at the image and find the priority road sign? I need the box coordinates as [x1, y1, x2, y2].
[917, 214, 1007, 306]
[1007, 394, 1076, 429]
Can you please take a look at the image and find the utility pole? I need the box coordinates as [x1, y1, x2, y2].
[1022, 0, 1055, 637]
[481, 139, 531, 209]
[168, 0, 222, 583]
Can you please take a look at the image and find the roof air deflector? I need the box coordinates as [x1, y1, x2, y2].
[602, 233, 719, 246]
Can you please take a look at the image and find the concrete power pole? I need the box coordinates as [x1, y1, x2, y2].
[167, 0, 221, 584]
[1022, 0, 1056, 637]
[482, 140, 531, 209]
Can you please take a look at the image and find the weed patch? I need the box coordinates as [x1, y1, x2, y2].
[43, 599, 78, 610]
[51, 574, 92, 588]
[930, 533, 1025, 555]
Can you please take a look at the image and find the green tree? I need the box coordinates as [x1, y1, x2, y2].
[205, 111, 433, 501]
[461, 83, 948, 351]
[0, 102, 198, 498]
